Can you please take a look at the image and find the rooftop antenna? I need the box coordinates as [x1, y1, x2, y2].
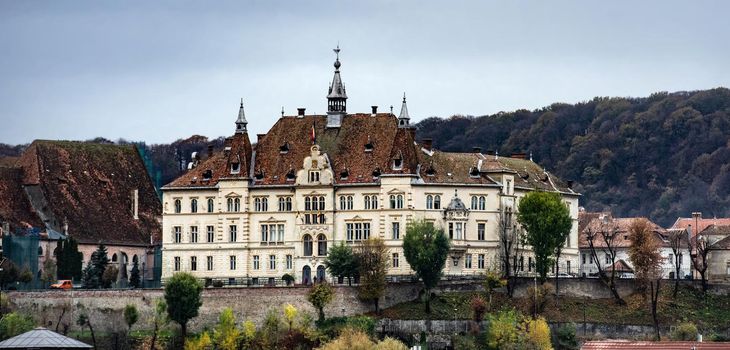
[281, 106, 284, 118]
[390, 105, 394, 114]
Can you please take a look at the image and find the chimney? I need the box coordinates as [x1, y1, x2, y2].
[472, 147, 482, 153]
[132, 189, 139, 220]
[422, 138, 433, 151]
[510, 152, 526, 159]
[371, 106, 378, 116]
[207, 145, 214, 158]
[257, 134, 266, 144]
[297, 108, 306, 117]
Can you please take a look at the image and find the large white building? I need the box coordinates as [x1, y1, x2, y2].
[161, 49, 581, 285]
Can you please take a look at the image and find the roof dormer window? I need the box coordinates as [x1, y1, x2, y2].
[230, 162, 240, 174]
[279, 142, 289, 154]
[469, 167, 480, 178]
[340, 169, 349, 180]
[254, 170, 264, 180]
[392, 158, 403, 170]
[372, 168, 381, 179]
[425, 166, 436, 177]
[202, 169, 213, 180]
[286, 169, 296, 181]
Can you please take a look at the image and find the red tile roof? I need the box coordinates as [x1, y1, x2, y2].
[581, 340, 730, 349]
[18, 141, 161, 246]
[0, 167, 43, 232]
[165, 133, 252, 188]
[579, 215, 669, 249]
[672, 216, 730, 236]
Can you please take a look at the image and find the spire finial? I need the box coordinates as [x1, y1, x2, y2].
[235, 98, 247, 134]
[403, 92, 407, 102]
[398, 92, 411, 128]
[333, 44, 341, 70]
[390, 105, 394, 114]
[281, 106, 284, 117]
[240, 98, 243, 107]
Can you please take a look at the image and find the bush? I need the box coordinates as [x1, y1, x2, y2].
[470, 295, 488, 323]
[523, 317, 552, 350]
[527, 282, 555, 315]
[552, 323, 579, 350]
[671, 321, 698, 341]
[0, 313, 35, 341]
[317, 316, 377, 340]
[317, 328, 408, 350]
[282, 273, 295, 285]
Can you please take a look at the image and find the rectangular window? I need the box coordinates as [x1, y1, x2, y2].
[174, 226, 182, 243]
[286, 255, 293, 270]
[190, 256, 197, 271]
[448, 223, 454, 239]
[392, 253, 399, 268]
[207, 226, 214, 243]
[346, 222, 370, 241]
[465, 254, 472, 269]
[477, 223, 485, 241]
[589, 255, 594, 264]
[392, 222, 400, 240]
[206, 256, 213, 271]
[174, 256, 180, 271]
[605, 253, 610, 265]
[229, 225, 237, 242]
[478, 254, 485, 269]
[261, 224, 268, 243]
[190, 226, 198, 243]
[567, 260, 571, 274]
[278, 224, 285, 243]
[269, 255, 276, 270]
[230, 256, 236, 270]
[528, 257, 533, 272]
[253, 255, 260, 270]
[455, 222, 463, 240]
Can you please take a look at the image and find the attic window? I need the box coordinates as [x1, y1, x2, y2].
[469, 167, 480, 178]
[286, 169, 296, 181]
[279, 142, 289, 154]
[230, 162, 240, 174]
[392, 159, 403, 170]
[202, 169, 213, 180]
[520, 172, 530, 180]
[364, 142, 374, 152]
[254, 170, 264, 180]
[372, 168, 381, 179]
[340, 169, 349, 180]
[425, 166, 436, 177]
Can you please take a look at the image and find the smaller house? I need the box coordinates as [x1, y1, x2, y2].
[671, 212, 730, 237]
[578, 212, 691, 279]
[0, 327, 92, 349]
[701, 225, 730, 282]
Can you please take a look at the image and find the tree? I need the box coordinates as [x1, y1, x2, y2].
[0, 312, 35, 341]
[283, 304, 297, 332]
[552, 323, 579, 350]
[324, 242, 359, 285]
[691, 234, 711, 293]
[483, 269, 506, 309]
[517, 191, 572, 290]
[470, 295, 487, 323]
[585, 217, 625, 304]
[184, 332, 211, 350]
[668, 229, 687, 298]
[164, 272, 203, 345]
[0, 261, 19, 289]
[18, 267, 33, 285]
[56, 237, 83, 281]
[307, 282, 334, 322]
[123, 304, 139, 335]
[101, 265, 118, 289]
[628, 218, 663, 340]
[150, 299, 169, 350]
[76, 313, 96, 350]
[355, 237, 389, 314]
[498, 208, 523, 297]
[129, 259, 141, 288]
[81, 261, 99, 289]
[403, 220, 450, 314]
[485, 309, 521, 349]
[523, 317, 553, 350]
[91, 245, 109, 283]
[213, 308, 240, 350]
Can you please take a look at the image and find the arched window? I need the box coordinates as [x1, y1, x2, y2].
[122, 252, 128, 264]
[132, 254, 139, 263]
[471, 196, 478, 210]
[426, 195, 433, 209]
[174, 199, 181, 213]
[305, 197, 311, 211]
[207, 198, 214, 213]
[347, 196, 353, 210]
[112, 253, 118, 262]
[339, 196, 346, 210]
[234, 198, 240, 212]
[317, 234, 327, 256]
[303, 235, 313, 257]
[370, 195, 378, 209]
[318, 196, 325, 210]
[190, 198, 198, 213]
[38, 246, 43, 256]
[434, 195, 441, 209]
[397, 194, 404, 209]
[479, 196, 486, 210]
[227, 198, 233, 212]
[389, 195, 396, 209]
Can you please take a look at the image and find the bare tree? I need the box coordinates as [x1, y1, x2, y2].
[668, 229, 687, 298]
[628, 218, 663, 341]
[691, 235, 711, 293]
[585, 218, 625, 304]
[498, 207, 522, 297]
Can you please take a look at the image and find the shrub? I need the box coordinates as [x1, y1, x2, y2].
[0, 313, 35, 341]
[470, 295, 488, 323]
[282, 273, 295, 285]
[486, 309, 521, 349]
[523, 317, 552, 350]
[552, 323, 579, 350]
[671, 321, 698, 341]
[308, 283, 334, 322]
[374, 337, 409, 350]
[317, 316, 377, 340]
[527, 282, 555, 315]
[184, 331, 211, 350]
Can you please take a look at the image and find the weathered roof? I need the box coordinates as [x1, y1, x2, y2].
[578, 215, 668, 249]
[18, 140, 161, 245]
[0, 167, 44, 232]
[417, 150, 497, 185]
[165, 132, 252, 188]
[0, 327, 92, 348]
[581, 340, 730, 350]
[710, 229, 730, 249]
[671, 216, 730, 236]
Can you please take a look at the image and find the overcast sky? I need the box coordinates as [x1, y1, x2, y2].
[1, 1, 729, 145]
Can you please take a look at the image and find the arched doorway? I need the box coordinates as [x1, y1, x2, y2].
[316, 265, 326, 283]
[302, 266, 312, 285]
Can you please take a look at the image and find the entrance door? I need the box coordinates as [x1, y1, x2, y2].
[316, 265, 326, 282]
[302, 266, 312, 285]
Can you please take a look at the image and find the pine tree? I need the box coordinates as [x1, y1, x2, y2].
[56, 237, 83, 281]
[81, 261, 99, 289]
[91, 244, 109, 280]
[129, 260, 141, 288]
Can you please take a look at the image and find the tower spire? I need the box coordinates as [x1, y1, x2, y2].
[327, 45, 347, 128]
[398, 92, 411, 128]
[235, 98, 247, 134]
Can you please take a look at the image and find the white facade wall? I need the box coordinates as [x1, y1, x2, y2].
[578, 247, 692, 279]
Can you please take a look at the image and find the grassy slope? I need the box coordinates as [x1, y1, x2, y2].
[379, 285, 730, 333]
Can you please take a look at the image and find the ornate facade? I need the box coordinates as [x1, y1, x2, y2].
[161, 49, 580, 284]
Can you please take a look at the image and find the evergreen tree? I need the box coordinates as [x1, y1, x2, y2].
[81, 261, 99, 289]
[91, 244, 109, 280]
[55, 237, 82, 281]
[403, 220, 450, 314]
[129, 260, 141, 288]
